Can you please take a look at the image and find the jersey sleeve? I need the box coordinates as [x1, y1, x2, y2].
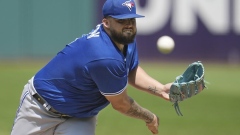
[85, 59, 128, 96]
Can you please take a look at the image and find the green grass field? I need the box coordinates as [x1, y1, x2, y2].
[1, 60, 240, 135]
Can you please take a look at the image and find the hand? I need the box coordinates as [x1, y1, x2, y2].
[146, 114, 159, 134]
[159, 83, 172, 101]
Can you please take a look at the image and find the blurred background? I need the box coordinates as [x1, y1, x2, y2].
[1, 0, 240, 135]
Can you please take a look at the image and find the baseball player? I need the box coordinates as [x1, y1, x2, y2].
[11, 0, 172, 134]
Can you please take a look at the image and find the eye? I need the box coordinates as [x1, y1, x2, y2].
[115, 18, 136, 24]
[116, 19, 125, 24]
[130, 18, 136, 22]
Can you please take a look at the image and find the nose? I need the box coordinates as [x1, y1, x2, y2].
[126, 19, 131, 24]
[125, 19, 135, 27]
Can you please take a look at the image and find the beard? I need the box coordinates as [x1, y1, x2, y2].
[109, 28, 136, 45]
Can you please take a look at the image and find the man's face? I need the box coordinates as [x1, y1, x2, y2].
[108, 17, 137, 45]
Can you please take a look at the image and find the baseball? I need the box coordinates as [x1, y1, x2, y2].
[157, 36, 175, 54]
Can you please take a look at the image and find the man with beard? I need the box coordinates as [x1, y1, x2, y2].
[11, 0, 172, 135]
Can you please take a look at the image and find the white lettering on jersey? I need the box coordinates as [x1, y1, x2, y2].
[87, 24, 101, 39]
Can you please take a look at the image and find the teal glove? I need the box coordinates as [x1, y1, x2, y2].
[169, 61, 206, 116]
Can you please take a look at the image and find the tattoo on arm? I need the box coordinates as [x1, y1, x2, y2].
[148, 86, 157, 94]
[125, 97, 154, 123]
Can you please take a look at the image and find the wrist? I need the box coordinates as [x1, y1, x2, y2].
[146, 114, 155, 124]
[146, 114, 159, 127]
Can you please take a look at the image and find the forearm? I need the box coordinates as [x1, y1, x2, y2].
[112, 96, 159, 134]
[135, 79, 172, 101]
[129, 66, 171, 97]
[128, 66, 172, 101]
[123, 97, 154, 123]
[146, 82, 172, 96]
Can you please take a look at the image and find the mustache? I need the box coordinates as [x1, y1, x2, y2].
[110, 28, 136, 44]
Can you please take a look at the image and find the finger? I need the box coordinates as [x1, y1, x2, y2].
[147, 123, 158, 134]
[161, 92, 170, 101]
[150, 128, 158, 134]
[148, 125, 158, 134]
[148, 126, 157, 134]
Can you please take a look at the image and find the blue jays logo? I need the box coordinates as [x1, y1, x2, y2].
[122, 0, 134, 11]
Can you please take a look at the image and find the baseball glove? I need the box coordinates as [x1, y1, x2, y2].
[169, 61, 206, 116]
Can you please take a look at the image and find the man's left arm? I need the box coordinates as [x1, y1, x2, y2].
[128, 66, 171, 101]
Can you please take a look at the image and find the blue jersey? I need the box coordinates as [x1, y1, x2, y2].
[33, 24, 139, 118]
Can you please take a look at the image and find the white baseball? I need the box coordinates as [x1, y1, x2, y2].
[157, 36, 175, 54]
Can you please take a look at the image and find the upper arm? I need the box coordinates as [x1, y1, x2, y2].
[104, 89, 132, 113]
[128, 66, 138, 85]
[128, 66, 150, 86]
[128, 66, 162, 90]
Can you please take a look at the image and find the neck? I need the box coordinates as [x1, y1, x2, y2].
[114, 42, 125, 53]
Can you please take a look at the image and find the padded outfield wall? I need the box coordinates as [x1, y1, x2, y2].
[0, 0, 96, 58]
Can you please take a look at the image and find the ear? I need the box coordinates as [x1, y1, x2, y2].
[102, 18, 110, 28]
